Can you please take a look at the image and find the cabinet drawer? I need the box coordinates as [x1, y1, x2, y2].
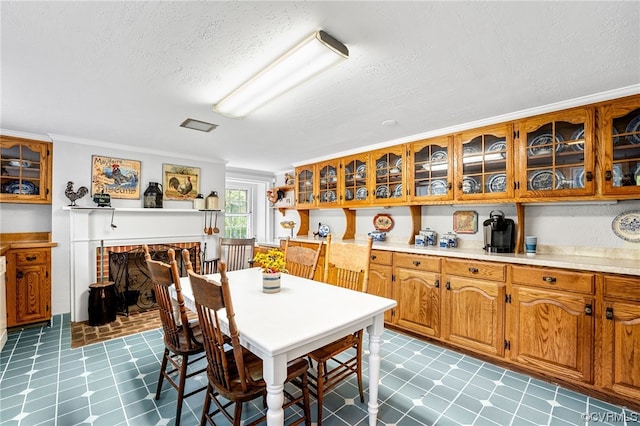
[370, 250, 392, 265]
[445, 258, 506, 282]
[512, 265, 594, 294]
[394, 252, 440, 272]
[15, 249, 48, 265]
[604, 275, 640, 301]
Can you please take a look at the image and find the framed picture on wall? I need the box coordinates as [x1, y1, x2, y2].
[162, 163, 200, 200]
[91, 155, 141, 199]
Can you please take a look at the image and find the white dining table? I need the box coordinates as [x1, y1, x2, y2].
[176, 267, 396, 426]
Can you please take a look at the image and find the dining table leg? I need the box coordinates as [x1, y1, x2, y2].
[263, 353, 287, 425]
[366, 314, 385, 426]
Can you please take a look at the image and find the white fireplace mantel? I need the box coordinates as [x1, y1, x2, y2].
[66, 207, 217, 322]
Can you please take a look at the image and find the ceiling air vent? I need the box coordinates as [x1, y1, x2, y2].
[180, 118, 218, 132]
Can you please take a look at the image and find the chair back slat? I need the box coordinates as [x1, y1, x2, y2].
[284, 239, 322, 280]
[219, 238, 255, 272]
[144, 245, 195, 350]
[323, 235, 373, 293]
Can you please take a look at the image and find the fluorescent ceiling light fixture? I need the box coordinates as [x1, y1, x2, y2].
[213, 30, 349, 118]
[180, 118, 218, 132]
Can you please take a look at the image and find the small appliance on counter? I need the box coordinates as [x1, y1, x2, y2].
[483, 210, 515, 253]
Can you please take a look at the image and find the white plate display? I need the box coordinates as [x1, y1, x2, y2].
[431, 150, 448, 162]
[376, 161, 387, 176]
[355, 187, 368, 200]
[2, 180, 37, 194]
[613, 164, 623, 187]
[7, 159, 32, 168]
[462, 176, 480, 194]
[375, 185, 389, 198]
[463, 145, 480, 156]
[528, 133, 565, 156]
[574, 167, 585, 189]
[625, 115, 640, 144]
[611, 210, 640, 242]
[344, 166, 351, 175]
[487, 173, 507, 193]
[570, 127, 585, 151]
[355, 164, 366, 178]
[307, 193, 314, 203]
[393, 184, 402, 197]
[395, 157, 403, 168]
[486, 140, 507, 158]
[429, 179, 448, 195]
[529, 169, 565, 190]
[322, 190, 336, 202]
[344, 189, 354, 201]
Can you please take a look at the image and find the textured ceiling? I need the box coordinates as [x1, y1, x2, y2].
[2, 1, 639, 173]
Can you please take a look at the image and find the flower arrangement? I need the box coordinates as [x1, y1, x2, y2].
[253, 249, 288, 274]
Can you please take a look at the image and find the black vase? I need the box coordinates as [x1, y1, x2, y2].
[144, 182, 163, 208]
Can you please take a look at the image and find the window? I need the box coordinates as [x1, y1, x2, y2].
[225, 186, 252, 238]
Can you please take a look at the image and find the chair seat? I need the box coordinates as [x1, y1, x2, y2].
[308, 332, 361, 362]
[164, 323, 205, 355]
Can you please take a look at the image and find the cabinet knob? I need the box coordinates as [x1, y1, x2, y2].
[605, 170, 612, 181]
[445, 281, 451, 290]
[26, 255, 37, 261]
[371, 255, 377, 260]
[17, 271, 23, 279]
[584, 304, 593, 316]
[605, 307, 614, 320]
[434, 279, 440, 288]
[468, 267, 479, 273]
[412, 260, 421, 266]
[542, 276, 557, 283]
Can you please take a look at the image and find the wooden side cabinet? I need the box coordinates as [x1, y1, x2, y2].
[599, 274, 640, 402]
[0, 135, 53, 204]
[368, 250, 393, 323]
[5, 247, 52, 327]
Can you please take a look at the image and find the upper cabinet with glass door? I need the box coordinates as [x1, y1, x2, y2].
[408, 136, 453, 202]
[0, 136, 52, 204]
[295, 164, 316, 208]
[341, 153, 371, 206]
[516, 108, 595, 199]
[370, 146, 407, 204]
[597, 95, 640, 197]
[455, 124, 514, 201]
[316, 159, 341, 207]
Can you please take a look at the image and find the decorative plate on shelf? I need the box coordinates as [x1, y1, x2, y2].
[487, 173, 507, 193]
[462, 145, 480, 156]
[574, 167, 585, 189]
[528, 133, 565, 156]
[395, 157, 403, 168]
[570, 127, 585, 151]
[7, 159, 32, 168]
[376, 161, 388, 176]
[486, 140, 507, 158]
[375, 185, 389, 198]
[625, 115, 640, 144]
[611, 210, 640, 242]
[355, 187, 368, 200]
[462, 176, 480, 194]
[393, 184, 403, 198]
[431, 150, 448, 162]
[344, 189, 354, 201]
[356, 164, 367, 179]
[373, 213, 394, 231]
[2, 179, 37, 194]
[322, 190, 336, 202]
[430, 179, 448, 195]
[529, 169, 565, 191]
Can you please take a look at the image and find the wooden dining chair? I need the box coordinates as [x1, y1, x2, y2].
[208, 237, 256, 273]
[307, 234, 373, 425]
[187, 261, 312, 426]
[143, 245, 207, 426]
[283, 238, 322, 280]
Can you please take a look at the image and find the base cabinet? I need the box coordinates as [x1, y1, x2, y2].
[368, 250, 394, 323]
[6, 247, 51, 327]
[600, 275, 640, 401]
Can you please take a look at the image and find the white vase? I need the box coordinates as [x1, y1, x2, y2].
[262, 272, 281, 293]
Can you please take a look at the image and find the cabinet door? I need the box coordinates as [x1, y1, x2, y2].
[601, 300, 640, 401]
[395, 268, 440, 337]
[317, 159, 340, 207]
[0, 136, 52, 204]
[455, 123, 514, 200]
[510, 286, 594, 383]
[369, 262, 393, 323]
[8, 263, 50, 327]
[598, 96, 640, 196]
[295, 165, 316, 207]
[443, 276, 505, 356]
[517, 107, 595, 198]
[408, 136, 453, 201]
[370, 146, 407, 204]
[341, 153, 371, 206]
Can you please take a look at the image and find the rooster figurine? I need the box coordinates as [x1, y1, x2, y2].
[65, 181, 89, 206]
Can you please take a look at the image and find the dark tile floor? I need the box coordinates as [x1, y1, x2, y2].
[1, 313, 638, 425]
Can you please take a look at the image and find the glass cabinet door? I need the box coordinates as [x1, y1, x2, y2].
[409, 136, 452, 201]
[370, 146, 406, 204]
[456, 124, 513, 200]
[0, 139, 48, 202]
[317, 160, 340, 207]
[599, 97, 640, 195]
[341, 153, 370, 205]
[295, 165, 316, 207]
[517, 108, 594, 198]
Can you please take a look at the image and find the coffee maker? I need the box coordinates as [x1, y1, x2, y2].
[483, 210, 515, 253]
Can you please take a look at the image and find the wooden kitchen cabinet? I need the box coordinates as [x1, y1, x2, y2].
[394, 252, 442, 338]
[516, 107, 595, 199]
[597, 95, 640, 197]
[408, 135, 453, 202]
[0, 135, 52, 204]
[370, 145, 407, 204]
[599, 274, 640, 401]
[5, 247, 52, 327]
[316, 159, 341, 207]
[341, 152, 371, 206]
[509, 265, 595, 383]
[368, 250, 393, 323]
[442, 258, 506, 357]
[455, 123, 514, 201]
